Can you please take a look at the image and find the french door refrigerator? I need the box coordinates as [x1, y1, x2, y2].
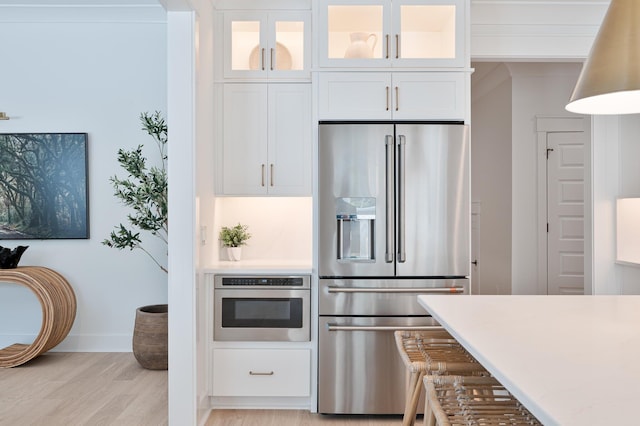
[318, 123, 470, 415]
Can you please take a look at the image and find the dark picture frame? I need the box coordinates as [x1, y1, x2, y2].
[0, 133, 89, 239]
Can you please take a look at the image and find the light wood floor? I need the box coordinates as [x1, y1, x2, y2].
[0, 352, 167, 426]
[0, 352, 404, 425]
[206, 410, 403, 426]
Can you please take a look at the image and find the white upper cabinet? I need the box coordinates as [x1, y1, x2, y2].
[318, 0, 465, 68]
[224, 10, 311, 79]
[221, 83, 312, 196]
[318, 72, 465, 120]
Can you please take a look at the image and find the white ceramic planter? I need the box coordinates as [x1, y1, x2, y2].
[227, 247, 242, 261]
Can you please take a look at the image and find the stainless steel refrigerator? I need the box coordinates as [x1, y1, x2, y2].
[318, 123, 470, 415]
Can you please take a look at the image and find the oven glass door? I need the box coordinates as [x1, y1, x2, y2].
[221, 297, 303, 328]
[215, 289, 310, 342]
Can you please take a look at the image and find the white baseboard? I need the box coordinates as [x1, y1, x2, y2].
[0, 333, 133, 352]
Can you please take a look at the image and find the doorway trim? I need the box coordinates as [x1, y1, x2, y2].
[535, 116, 591, 295]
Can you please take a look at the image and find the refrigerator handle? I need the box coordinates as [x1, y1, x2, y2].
[397, 135, 406, 263]
[385, 135, 394, 263]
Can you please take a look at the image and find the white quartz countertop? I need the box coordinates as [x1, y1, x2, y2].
[418, 295, 640, 426]
[202, 260, 312, 275]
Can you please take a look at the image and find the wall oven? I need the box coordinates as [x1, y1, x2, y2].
[214, 275, 310, 342]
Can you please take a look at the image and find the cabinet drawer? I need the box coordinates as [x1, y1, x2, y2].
[212, 348, 310, 397]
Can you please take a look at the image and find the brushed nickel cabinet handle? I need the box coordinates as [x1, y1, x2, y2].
[395, 86, 399, 111]
[261, 48, 265, 71]
[261, 164, 265, 186]
[385, 34, 389, 59]
[328, 325, 445, 332]
[395, 34, 399, 59]
[270, 164, 274, 186]
[327, 286, 465, 294]
[270, 48, 274, 71]
[386, 86, 390, 111]
[249, 371, 274, 376]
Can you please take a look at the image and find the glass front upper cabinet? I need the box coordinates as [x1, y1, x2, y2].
[319, 0, 465, 68]
[224, 11, 311, 79]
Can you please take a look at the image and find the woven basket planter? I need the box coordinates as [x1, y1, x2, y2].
[132, 304, 168, 370]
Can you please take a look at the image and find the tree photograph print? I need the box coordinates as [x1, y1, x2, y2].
[0, 133, 88, 239]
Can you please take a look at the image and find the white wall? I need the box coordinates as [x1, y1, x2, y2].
[0, 7, 168, 351]
[593, 115, 640, 295]
[470, 63, 512, 295]
[470, 62, 585, 295]
[617, 116, 640, 293]
[211, 197, 312, 263]
[507, 63, 583, 294]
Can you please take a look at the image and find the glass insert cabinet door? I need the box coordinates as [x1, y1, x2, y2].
[224, 11, 310, 79]
[320, 0, 464, 67]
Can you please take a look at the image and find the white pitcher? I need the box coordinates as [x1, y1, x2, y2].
[344, 32, 377, 59]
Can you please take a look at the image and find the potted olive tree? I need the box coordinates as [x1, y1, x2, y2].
[103, 111, 168, 370]
[219, 223, 251, 261]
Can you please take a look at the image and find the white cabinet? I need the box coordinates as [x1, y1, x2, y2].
[223, 10, 311, 79]
[318, 0, 466, 68]
[212, 348, 311, 397]
[318, 72, 465, 120]
[221, 83, 312, 195]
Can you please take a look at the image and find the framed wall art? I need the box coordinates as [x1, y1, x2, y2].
[0, 133, 89, 239]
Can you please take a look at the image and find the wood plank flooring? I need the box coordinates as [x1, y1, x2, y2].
[206, 410, 403, 426]
[0, 352, 404, 425]
[0, 352, 167, 426]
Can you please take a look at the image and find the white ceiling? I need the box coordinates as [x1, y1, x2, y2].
[0, 0, 160, 4]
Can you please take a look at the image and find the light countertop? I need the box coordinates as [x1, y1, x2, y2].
[418, 295, 640, 426]
[202, 260, 312, 275]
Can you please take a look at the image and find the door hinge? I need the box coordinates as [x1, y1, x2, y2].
[547, 223, 549, 233]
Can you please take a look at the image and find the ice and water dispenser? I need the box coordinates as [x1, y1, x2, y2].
[335, 197, 375, 262]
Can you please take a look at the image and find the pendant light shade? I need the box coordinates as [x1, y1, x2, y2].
[566, 0, 640, 115]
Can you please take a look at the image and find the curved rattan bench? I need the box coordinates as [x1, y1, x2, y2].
[0, 266, 76, 368]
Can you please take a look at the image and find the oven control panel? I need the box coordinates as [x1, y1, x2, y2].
[214, 275, 310, 289]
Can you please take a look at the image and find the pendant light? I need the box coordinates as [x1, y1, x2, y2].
[566, 0, 640, 115]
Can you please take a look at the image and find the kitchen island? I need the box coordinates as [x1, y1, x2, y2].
[418, 295, 640, 426]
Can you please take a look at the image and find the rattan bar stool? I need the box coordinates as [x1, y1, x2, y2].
[394, 330, 488, 426]
[423, 375, 542, 426]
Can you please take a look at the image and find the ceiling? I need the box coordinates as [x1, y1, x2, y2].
[0, 0, 160, 4]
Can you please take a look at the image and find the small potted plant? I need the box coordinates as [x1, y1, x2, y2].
[219, 223, 251, 261]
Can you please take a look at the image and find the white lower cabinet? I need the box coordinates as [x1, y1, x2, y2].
[318, 72, 465, 120]
[212, 348, 311, 397]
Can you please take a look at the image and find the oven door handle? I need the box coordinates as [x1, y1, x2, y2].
[327, 324, 444, 332]
[327, 286, 465, 294]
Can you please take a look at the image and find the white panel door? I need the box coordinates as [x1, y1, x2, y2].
[392, 72, 465, 120]
[318, 72, 392, 120]
[268, 84, 312, 195]
[222, 84, 268, 195]
[547, 132, 585, 295]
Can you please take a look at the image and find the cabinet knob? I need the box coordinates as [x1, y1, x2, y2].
[395, 34, 399, 59]
[395, 86, 399, 111]
[261, 164, 265, 187]
[261, 48, 265, 71]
